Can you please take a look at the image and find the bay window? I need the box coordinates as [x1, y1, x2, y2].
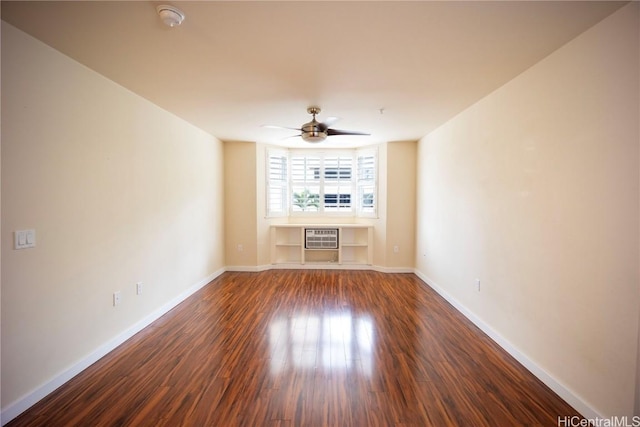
[267, 148, 377, 217]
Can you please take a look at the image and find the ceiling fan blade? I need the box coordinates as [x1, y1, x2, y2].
[327, 128, 370, 136]
[262, 125, 302, 131]
[319, 116, 340, 131]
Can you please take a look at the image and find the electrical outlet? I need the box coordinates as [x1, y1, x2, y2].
[393, 245, 399, 253]
[476, 278, 481, 292]
[237, 244, 243, 252]
[113, 291, 122, 306]
[136, 282, 143, 295]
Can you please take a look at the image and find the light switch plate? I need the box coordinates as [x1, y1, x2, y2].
[14, 229, 36, 249]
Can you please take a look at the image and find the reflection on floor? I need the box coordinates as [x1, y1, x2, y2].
[269, 312, 374, 377]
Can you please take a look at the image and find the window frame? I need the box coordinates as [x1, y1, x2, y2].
[265, 148, 289, 218]
[266, 147, 378, 218]
[289, 150, 355, 217]
[355, 148, 378, 218]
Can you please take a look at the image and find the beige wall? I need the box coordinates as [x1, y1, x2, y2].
[386, 141, 416, 268]
[223, 141, 258, 268]
[255, 144, 273, 267]
[1, 23, 225, 411]
[415, 3, 639, 417]
[357, 141, 417, 270]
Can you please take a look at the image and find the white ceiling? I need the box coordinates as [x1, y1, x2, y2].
[1, 1, 627, 148]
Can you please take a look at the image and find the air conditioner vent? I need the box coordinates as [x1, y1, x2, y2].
[305, 228, 338, 249]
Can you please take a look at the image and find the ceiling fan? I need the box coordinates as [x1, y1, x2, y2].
[265, 107, 370, 143]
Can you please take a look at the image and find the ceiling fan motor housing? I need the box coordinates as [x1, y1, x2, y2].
[301, 121, 327, 143]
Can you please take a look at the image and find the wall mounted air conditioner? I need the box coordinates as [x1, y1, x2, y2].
[305, 228, 339, 249]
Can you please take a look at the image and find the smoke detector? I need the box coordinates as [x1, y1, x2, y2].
[156, 5, 185, 27]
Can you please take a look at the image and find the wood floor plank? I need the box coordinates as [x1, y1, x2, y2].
[7, 270, 582, 426]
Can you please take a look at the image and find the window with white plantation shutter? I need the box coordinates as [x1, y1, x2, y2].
[266, 151, 288, 216]
[290, 154, 321, 213]
[357, 150, 377, 216]
[267, 148, 377, 217]
[323, 154, 353, 212]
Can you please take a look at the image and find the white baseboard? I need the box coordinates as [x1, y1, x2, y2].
[266, 263, 372, 270]
[371, 265, 415, 274]
[0, 268, 226, 426]
[412, 269, 602, 420]
[232, 264, 415, 272]
[224, 264, 272, 272]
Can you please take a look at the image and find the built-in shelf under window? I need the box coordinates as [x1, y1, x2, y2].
[270, 224, 373, 267]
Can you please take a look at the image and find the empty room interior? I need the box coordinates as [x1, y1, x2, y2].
[1, 1, 639, 425]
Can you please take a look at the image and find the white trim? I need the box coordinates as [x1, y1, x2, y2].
[0, 268, 226, 426]
[371, 265, 415, 274]
[225, 265, 272, 272]
[253, 264, 414, 272]
[267, 263, 372, 270]
[412, 268, 602, 421]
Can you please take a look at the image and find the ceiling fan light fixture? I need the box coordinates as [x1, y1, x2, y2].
[156, 5, 185, 27]
[301, 132, 327, 143]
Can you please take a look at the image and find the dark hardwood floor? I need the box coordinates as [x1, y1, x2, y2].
[8, 270, 580, 426]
